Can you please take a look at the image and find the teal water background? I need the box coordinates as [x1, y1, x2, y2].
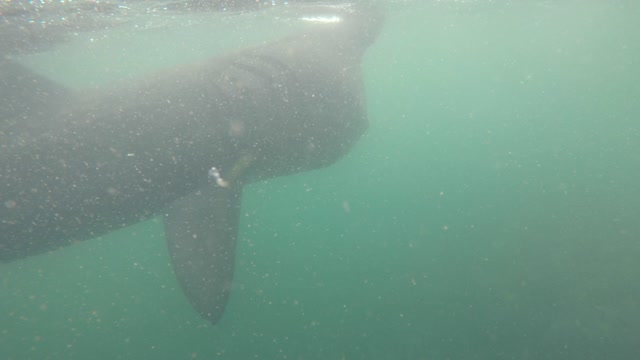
[2, 1, 639, 359]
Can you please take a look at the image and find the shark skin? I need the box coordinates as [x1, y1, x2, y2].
[0, 7, 383, 324]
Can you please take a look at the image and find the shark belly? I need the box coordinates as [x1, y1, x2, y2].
[0, 6, 383, 324]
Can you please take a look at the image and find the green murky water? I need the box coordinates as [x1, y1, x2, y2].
[2, 1, 639, 359]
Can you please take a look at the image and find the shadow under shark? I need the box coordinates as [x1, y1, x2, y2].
[0, 7, 383, 324]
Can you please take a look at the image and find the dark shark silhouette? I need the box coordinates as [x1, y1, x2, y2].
[0, 7, 383, 324]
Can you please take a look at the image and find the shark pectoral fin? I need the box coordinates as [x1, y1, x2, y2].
[163, 183, 243, 324]
[1, 59, 71, 136]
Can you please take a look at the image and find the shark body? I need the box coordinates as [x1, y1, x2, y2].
[0, 7, 383, 324]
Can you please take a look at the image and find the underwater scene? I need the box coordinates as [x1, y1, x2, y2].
[1, 0, 638, 359]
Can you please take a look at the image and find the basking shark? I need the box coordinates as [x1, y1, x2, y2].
[0, 7, 383, 324]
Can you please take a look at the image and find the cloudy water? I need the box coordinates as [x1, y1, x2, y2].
[1, 0, 639, 359]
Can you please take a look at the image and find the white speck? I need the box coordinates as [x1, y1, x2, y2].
[300, 16, 342, 24]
